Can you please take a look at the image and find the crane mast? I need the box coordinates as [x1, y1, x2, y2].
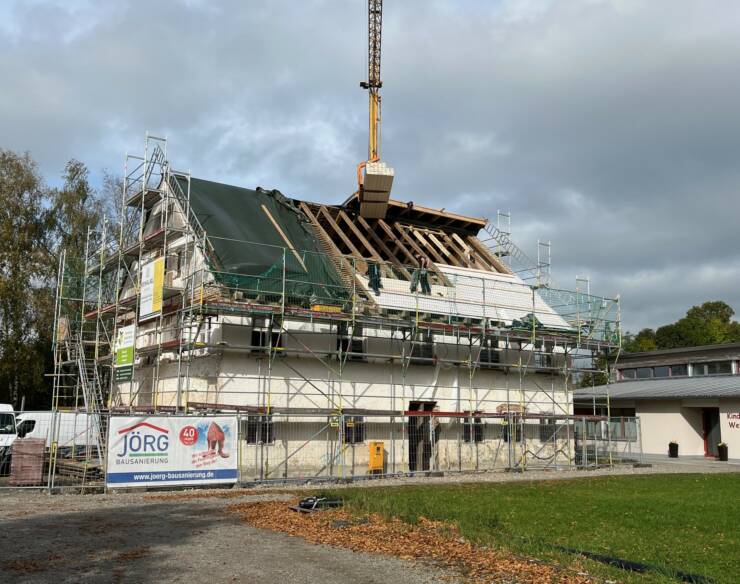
[357, 0, 394, 219]
[362, 0, 383, 161]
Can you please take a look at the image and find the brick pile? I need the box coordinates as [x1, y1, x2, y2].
[10, 438, 45, 486]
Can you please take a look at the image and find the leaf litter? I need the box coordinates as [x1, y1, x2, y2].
[228, 500, 594, 584]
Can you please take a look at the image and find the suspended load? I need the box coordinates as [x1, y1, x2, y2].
[360, 161, 394, 218]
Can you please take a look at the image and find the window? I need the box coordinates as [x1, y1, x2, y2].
[342, 416, 365, 444]
[410, 332, 434, 365]
[478, 338, 501, 369]
[620, 368, 636, 380]
[337, 337, 367, 362]
[635, 367, 652, 379]
[533, 352, 553, 369]
[539, 418, 557, 442]
[0, 413, 16, 435]
[15, 419, 35, 438]
[690, 362, 731, 376]
[462, 414, 484, 443]
[250, 329, 282, 355]
[653, 366, 670, 378]
[243, 414, 273, 444]
[502, 419, 522, 443]
[671, 364, 688, 377]
[707, 361, 732, 375]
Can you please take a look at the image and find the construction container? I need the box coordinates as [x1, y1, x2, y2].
[368, 440, 385, 473]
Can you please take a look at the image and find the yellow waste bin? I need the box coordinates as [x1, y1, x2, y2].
[368, 440, 384, 473]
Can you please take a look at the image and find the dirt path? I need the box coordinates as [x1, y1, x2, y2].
[0, 491, 458, 584]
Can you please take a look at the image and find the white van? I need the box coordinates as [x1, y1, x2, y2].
[0, 404, 17, 474]
[15, 411, 101, 452]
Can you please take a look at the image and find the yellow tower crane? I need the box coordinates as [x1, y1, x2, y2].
[356, 0, 394, 219]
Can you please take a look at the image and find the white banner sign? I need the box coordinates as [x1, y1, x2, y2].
[106, 416, 238, 487]
[139, 258, 164, 322]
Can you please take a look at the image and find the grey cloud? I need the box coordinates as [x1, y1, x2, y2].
[1, 0, 739, 332]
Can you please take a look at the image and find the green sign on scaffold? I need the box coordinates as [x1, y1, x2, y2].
[114, 324, 135, 382]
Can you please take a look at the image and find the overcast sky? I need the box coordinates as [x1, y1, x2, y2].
[2, 0, 739, 332]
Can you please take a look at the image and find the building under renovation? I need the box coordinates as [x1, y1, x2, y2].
[49, 3, 624, 483]
[51, 136, 622, 480]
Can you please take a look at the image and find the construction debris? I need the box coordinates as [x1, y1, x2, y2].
[289, 496, 343, 513]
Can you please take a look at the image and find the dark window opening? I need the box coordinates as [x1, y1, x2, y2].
[533, 352, 553, 369]
[462, 413, 484, 443]
[653, 366, 670, 378]
[410, 332, 435, 365]
[502, 419, 522, 443]
[621, 368, 636, 380]
[243, 414, 274, 444]
[16, 419, 34, 438]
[337, 337, 367, 362]
[539, 418, 557, 442]
[635, 367, 652, 379]
[670, 364, 688, 377]
[0, 413, 17, 435]
[251, 329, 282, 355]
[342, 416, 365, 444]
[479, 339, 501, 369]
[706, 361, 732, 375]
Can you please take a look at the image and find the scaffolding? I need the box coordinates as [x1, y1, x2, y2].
[49, 136, 623, 484]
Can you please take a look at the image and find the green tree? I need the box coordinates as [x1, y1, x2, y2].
[0, 150, 53, 407]
[50, 160, 103, 260]
[0, 152, 103, 408]
[653, 301, 740, 349]
[623, 328, 657, 353]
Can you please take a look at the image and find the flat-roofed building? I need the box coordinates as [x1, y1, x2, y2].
[576, 344, 740, 460]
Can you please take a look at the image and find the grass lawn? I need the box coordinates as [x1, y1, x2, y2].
[326, 474, 740, 583]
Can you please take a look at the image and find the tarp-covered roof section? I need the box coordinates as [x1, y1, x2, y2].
[178, 176, 347, 305]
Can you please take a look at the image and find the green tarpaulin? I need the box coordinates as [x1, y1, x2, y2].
[176, 177, 348, 305]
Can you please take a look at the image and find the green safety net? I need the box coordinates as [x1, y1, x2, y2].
[178, 177, 349, 306]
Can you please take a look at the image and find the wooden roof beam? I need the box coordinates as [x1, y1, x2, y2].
[438, 232, 475, 268]
[409, 227, 446, 264]
[300, 202, 376, 306]
[449, 232, 494, 271]
[466, 235, 512, 274]
[337, 210, 392, 278]
[377, 218, 417, 265]
[426, 231, 463, 267]
[355, 216, 411, 279]
[442, 231, 494, 271]
[318, 207, 363, 259]
[393, 223, 448, 284]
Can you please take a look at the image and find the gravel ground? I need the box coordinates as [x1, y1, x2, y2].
[0, 491, 459, 584]
[1, 460, 737, 583]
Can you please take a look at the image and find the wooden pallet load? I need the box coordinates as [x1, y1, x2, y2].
[9, 438, 45, 486]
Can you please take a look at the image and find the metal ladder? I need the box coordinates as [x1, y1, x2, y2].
[480, 223, 550, 287]
[75, 337, 107, 465]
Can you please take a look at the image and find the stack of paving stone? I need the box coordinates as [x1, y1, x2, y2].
[9, 438, 45, 486]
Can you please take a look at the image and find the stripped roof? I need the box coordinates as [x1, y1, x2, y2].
[576, 376, 740, 400]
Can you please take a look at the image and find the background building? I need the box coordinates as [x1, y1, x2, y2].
[576, 344, 740, 459]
